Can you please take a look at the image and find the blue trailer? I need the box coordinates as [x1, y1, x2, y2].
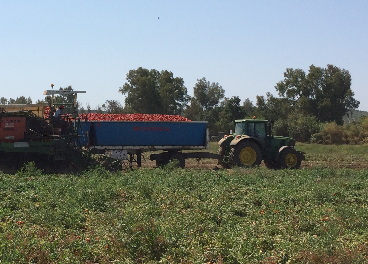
[77, 120, 220, 168]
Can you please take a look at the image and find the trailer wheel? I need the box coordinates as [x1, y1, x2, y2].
[230, 141, 262, 167]
[278, 148, 301, 169]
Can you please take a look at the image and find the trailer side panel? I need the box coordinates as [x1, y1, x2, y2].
[77, 121, 208, 147]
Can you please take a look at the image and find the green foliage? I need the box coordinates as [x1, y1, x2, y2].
[1, 162, 368, 263]
[215, 96, 246, 135]
[311, 117, 368, 145]
[270, 111, 322, 142]
[256, 92, 291, 122]
[0, 96, 32, 104]
[102, 100, 124, 114]
[256, 64, 361, 142]
[184, 77, 225, 135]
[192, 77, 225, 112]
[272, 118, 289, 137]
[119, 67, 190, 115]
[311, 122, 347, 144]
[286, 112, 321, 142]
[275, 64, 360, 125]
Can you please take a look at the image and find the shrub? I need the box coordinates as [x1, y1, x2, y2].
[311, 122, 347, 144]
[311, 116, 368, 145]
[287, 112, 321, 142]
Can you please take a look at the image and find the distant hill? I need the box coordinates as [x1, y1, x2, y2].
[343, 110, 368, 124]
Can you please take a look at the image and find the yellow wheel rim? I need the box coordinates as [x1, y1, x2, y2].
[285, 153, 297, 168]
[239, 147, 257, 166]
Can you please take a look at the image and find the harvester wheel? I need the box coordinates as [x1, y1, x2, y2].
[278, 148, 301, 169]
[230, 141, 262, 167]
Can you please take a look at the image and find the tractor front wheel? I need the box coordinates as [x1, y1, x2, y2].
[230, 141, 262, 167]
[278, 148, 302, 169]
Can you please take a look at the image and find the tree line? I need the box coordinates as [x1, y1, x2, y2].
[1, 65, 362, 143]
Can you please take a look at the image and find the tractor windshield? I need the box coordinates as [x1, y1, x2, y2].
[235, 122, 244, 135]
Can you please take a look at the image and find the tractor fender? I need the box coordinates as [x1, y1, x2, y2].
[277, 146, 305, 161]
[277, 146, 289, 159]
[218, 135, 234, 147]
[230, 136, 253, 147]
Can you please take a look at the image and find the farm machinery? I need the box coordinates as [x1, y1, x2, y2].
[0, 89, 88, 170]
[0, 89, 304, 171]
[218, 118, 304, 169]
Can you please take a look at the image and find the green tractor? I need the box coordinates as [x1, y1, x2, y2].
[218, 118, 304, 169]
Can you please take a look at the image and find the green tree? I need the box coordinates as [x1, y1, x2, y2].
[158, 70, 190, 114]
[183, 98, 202, 121]
[242, 98, 256, 118]
[1, 97, 8, 104]
[275, 64, 360, 125]
[184, 78, 225, 135]
[216, 96, 246, 133]
[14, 96, 32, 104]
[119, 67, 189, 114]
[103, 100, 124, 114]
[256, 92, 291, 121]
[286, 111, 321, 142]
[192, 77, 225, 111]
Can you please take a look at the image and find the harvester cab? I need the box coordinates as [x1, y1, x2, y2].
[218, 118, 304, 169]
[43, 89, 86, 136]
[43, 89, 86, 119]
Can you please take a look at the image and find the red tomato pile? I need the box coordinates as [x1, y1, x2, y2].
[43, 108, 191, 122]
[79, 113, 191, 122]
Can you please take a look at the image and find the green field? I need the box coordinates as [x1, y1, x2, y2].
[1, 144, 368, 263]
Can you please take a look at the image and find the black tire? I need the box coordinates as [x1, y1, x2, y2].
[278, 148, 302, 169]
[230, 140, 262, 167]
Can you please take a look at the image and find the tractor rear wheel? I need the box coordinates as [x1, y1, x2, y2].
[278, 148, 301, 169]
[230, 141, 262, 167]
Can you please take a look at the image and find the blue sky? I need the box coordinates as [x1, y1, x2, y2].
[1, 0, 367, 111]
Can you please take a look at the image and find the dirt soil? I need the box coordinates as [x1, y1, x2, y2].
[1, 152, 368, 174]
[134, 153, 368, 170]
